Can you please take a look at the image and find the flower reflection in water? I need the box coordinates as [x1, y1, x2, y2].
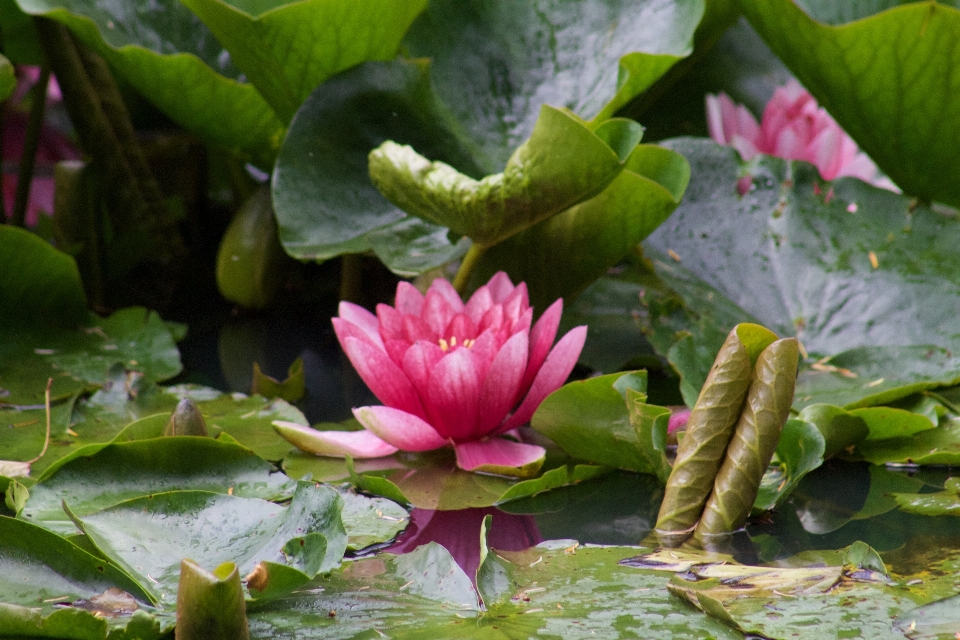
[386, 507, 542, 580]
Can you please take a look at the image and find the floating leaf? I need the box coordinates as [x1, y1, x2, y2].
[68, 482, 346, 606]
[754, 418, 826, 513]
[21, 436, 297, 534]
[531, 371, 660, 473]
[642, 138, 960, 410]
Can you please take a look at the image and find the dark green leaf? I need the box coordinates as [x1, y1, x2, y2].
[476, 515, 515, 609]
[181, 0, 426, 123]
[643, 138, 960, 409]
[851, 406, 936, 442]
[626, 389, 673, 484]
[0, 53, 14, 100]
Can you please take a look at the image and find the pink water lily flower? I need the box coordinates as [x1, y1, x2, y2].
[275, 272, 586, 478]
[706, 80, 896, 189]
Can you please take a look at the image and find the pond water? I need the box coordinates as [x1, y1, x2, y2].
[172, 311, 960, 574]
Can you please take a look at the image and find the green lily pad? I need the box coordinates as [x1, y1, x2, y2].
[69, 481, 347, 606]
[16, 0, 284, 165]
[181, 0, 426, 124]
[742, 0, 960, 206]
[641, 138, 960, 410]
[856, 417, 960, 466]
[248, 543, 741, 639]
[338, 486, 408, 551]
[20, 436, 298, 534]
[0, 516, 173, 638]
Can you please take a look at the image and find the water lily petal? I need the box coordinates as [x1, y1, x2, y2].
[272, 421, 398, 458]
[479, 304, 504, 334]
[444, 313, 478, 343]
[338, 301, 384, 349]
[486, 271, 515, 303]
[376, 303, 406, 341]
[454, 438, 545, 478]
[333, 317, 382, 352]
[498, 325, 586, 432]
[427, 347, 480, 440]
[423, 288, 456, 335]
[342, 336, 426, 419]
[427, 276, 465, 313]
[403, 314, 435, 343]
[395, 281, 424, 315]
[353, 406, 448, 452]
[522, 299, 562, 395]
[502, 283, 528, 325]
[464, 285, 494, 323]
[384, 339, 411, 367]
[402, 340, 445, 403]
[476, 331, 528, 438]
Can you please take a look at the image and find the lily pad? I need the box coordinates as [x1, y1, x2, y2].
[742, 0, 960, 207]
[20, 436, 297, 534]
[641, 137, 960, 410]
[248, 543, 741, 639]
[69, 481, 347, 606]
[0, 516, 172, 638]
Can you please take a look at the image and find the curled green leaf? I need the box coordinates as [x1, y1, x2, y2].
[655, 324, 775, 544]
[368, 105, 641, 247]
[696, 338, 799, 539]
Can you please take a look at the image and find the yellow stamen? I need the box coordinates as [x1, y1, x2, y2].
[465, 339, 475, 348]
[450, 336, 457, 347]
[439, 338, 449, 351]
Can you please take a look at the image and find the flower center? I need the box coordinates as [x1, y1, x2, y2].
[438, 336, 475, 352]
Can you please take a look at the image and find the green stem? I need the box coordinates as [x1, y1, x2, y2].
[339, 253, 362, 303]
[12, 65, 50, 228]
[452, 242, 486, 295]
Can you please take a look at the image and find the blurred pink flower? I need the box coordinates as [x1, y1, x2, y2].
[706, 80, 895, 189]
[275, 272, 586, 477]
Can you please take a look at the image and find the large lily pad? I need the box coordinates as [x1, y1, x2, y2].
[16, 0, 284, 165]
[0, 516, 173, 639]
[20, 436, 297, 534]
[248, 542, 741, 639]
[69, 481, 347, 606]
[641, 137, 960, 410]
[741, 0, 960, 207]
